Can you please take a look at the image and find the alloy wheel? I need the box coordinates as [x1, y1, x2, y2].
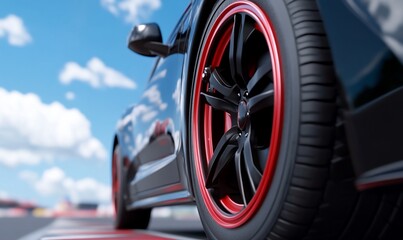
[192, 1, 283, 228]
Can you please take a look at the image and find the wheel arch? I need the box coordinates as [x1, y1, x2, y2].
[181, 0, 219, 198]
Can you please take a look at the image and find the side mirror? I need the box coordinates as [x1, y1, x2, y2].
[128, 23, 170, 57]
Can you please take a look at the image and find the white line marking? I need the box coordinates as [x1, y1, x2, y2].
[41, 234, 128, 240]
[18, 219, 56, 240]
[137, 229, 205, 240]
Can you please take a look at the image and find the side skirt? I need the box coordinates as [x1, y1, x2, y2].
[128, 190, 194, 210]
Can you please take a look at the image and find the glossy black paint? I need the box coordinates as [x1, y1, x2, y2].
[316, 0, 403, 109]
[316, 0, 403, 187]
[128, 23, 169, 57]
[115, 4, 194, 208]
[114, 0, 403, 210]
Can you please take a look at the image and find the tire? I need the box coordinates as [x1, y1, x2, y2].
[112, 144, 151, 229]
[189, 0, 403, 239]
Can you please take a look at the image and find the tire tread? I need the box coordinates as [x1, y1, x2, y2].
[270, 1, 403, 240]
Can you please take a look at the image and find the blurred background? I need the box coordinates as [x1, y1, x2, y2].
[0, 0, 192, 218]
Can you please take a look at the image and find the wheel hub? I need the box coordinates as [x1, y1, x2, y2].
[192, 0, 283, 228]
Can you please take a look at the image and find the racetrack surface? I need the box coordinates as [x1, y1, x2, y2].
[13, 214, 205, 240]
[0, 216, 54, 240]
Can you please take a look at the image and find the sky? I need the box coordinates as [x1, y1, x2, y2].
[0, 0, 189, 208]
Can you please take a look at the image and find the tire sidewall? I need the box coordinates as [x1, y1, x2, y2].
[189, 0, 301, 239]
[114, 145, 127, 228]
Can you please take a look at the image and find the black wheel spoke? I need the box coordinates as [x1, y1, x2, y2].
[248, 88, 274, 114]
[229, 13, 256, 87]
[257, 147, 269, 170]
[247, 54, 272, 95]
[201, 92, 238, 113]
[206, 127, 238, 187]
[209, 69, 238, 103]
[243, 137, 262, 192]
[235, 148, 248, 206]
[193, 3, 283, 218]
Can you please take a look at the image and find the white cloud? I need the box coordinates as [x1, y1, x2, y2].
[150, 69, 167, 82]
[19, 170, 39, 183]
[77, 138, 106, 160]
[0, 149, 44, 166]
[101, 0, 119, 15]
[0, 14, 32, 46]
[132, 104, 156, 123]
[142, 110, 158, 122]
[143, 85, 167, 110]
[59, 57, 136, 89]
[116, 84, 168, 129]
[172, 78, 181, 108]
[116, 85, 168, 134]
[101, 0, 161, 24]
[33, 168, 66, 196]
[117, 104, 157, 130]
[21, 168, 110, 204]
[0, 88, 107, 167]
[65, 91, 75, 100]
[69, 178, 110, 204]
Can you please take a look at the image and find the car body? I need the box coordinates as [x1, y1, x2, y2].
[112, 0, 403, 239]
[316, 0, 403, 189]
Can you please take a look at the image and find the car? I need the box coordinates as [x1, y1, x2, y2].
[111, 0, 403, 239]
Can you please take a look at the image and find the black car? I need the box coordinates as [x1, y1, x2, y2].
[111, 0, 403, 239]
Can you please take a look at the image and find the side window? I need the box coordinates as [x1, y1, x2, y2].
[147, 3, 191, 83]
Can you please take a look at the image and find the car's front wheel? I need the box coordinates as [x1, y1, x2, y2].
[190, 1, 334, 238]
[189, 0, 403, 239]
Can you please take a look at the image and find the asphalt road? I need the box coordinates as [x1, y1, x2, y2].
[0, 215, 206, 240]
[0, 216, 54, 240]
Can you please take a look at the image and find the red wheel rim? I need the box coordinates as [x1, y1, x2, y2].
[112, 148, 119, 215]
[192, 1, 283, 228]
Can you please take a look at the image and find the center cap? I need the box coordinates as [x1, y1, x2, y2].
[237, 100, 248, 130]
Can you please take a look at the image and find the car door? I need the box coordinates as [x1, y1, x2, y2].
[127, 8, 190, 201]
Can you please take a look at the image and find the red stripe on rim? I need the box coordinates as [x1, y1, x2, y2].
[192, 1, 284, 228]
